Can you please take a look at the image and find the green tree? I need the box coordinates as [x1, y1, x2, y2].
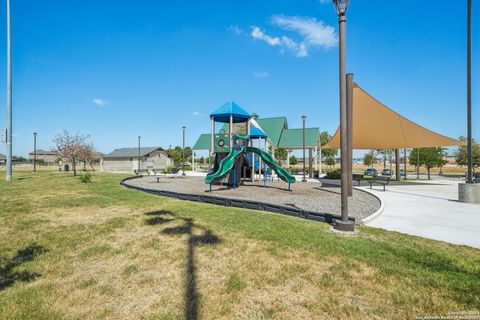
[363, 152, 374, 167]
[320, 131, 337, 158]
[325, 156, 336, 168]
[455, 136, 480, 172]
[289, 155, 298, 166]
[167, 147, 182, 166]
[198, 156, 205, 164]
[410, 147, 447, 180]
[274, 148, 288, 162]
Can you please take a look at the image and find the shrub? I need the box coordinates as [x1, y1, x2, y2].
[163, 165, 176, 174]
[79, 172, 92, 183]
[326, 169, 341, 179]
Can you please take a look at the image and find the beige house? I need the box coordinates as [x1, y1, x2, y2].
[28, 149, 59, 165]
[101, 147, 172, 172]
[0, 153, 5, 165]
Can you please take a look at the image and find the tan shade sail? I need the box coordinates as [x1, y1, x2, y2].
[323, 84, 465, 149]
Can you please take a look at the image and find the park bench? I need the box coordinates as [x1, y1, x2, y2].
[353, 173, 364, 186]
[368, 175, 390, 191]
[134, 169, 149, 175]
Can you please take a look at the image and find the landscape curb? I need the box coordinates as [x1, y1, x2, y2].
[357, 187, 385, 224]
[121, 175, 357, 225]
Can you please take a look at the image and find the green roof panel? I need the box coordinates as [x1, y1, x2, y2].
[278, 128, 320, 149]
[193, 133, 211, 150]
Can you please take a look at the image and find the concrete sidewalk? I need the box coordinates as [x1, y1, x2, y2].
[361, 181, 480, 249]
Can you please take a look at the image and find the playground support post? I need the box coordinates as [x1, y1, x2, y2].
[33, 132, 37, 172]
[346, 73, 353, 196]
[333, 0, 354, 232]
[210, 117, 214, 155]
[404, 148, 407, 180]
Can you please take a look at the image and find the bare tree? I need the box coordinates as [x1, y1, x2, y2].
[53, 130, 89, 176]
[78, 144, 97, 172]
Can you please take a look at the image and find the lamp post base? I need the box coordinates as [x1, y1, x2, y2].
[333, 220, 355, 232]
[458, 183, 480, 204]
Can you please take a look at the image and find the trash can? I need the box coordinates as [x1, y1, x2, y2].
[64, 164, 69, 172]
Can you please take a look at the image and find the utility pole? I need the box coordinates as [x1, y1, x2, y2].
[466, 0, 473, 183]
[5, 0, 12, 181]
[138, 136, 141, 172]
[302, 115, 307, 182]
[182, 126, 186, 176]
[33, 132, 37, 172]
[333, 0, 354, 232]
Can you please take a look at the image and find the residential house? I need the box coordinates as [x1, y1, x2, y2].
[28, 149, 59, 165]
[101, 147, 172, 172]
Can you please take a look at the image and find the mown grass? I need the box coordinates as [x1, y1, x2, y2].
[0, 170, 478, 319]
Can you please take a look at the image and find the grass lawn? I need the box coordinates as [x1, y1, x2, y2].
[0, 170, 478, 319]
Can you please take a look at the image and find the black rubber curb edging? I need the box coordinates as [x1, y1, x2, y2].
[121, 175, 356, 225]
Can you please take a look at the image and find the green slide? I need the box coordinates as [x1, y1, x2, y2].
[246, 146, 296, 184]
[205, 147, 244, 184]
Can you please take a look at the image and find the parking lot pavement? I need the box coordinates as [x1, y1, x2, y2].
[362, 181, 480, 249]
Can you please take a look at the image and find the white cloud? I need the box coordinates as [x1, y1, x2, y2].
[271, 15, 338, 48]
[251, 27, 280, 46]
[230, 25, 244, 35]
[249, 16, 337, 58]
[250, 26, 307, 57]
[192, 111, 202, 117]
[92, 98, 108, 106]
[253, 71, 270, 78]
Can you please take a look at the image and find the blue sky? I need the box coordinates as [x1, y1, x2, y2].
[0, 0, 478, 157]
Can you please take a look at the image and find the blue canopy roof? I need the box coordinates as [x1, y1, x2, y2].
[210, 101, 251, 123]
[249, 127, 267, 139]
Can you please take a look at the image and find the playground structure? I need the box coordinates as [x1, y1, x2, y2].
[204, 102, 296, 191]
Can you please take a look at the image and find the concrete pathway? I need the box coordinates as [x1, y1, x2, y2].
[361, 180, 480, 249]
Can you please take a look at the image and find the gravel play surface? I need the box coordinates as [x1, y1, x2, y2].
[124, 176, 381, 221]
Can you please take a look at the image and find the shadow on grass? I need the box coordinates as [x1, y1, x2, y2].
[144, 211, 221, 320]
[0, 244, 46, 291]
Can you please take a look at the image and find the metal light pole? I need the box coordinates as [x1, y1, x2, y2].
[403, 148, 407, 180]
[333, 0, 354, 232]
[33, 132, 37, 172]
[346, 73, 353, 196]
[5, 0, 12, 181]
[182, 126, 186, 176]
[302, 115, 307, 182]
[138, 136, 141, 172]
[467, 0, 473, 183]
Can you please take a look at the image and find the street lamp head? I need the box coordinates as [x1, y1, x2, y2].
[332, 0, 350, 16]
[182, 126, 186, 130]
[302, 114, 307, 121]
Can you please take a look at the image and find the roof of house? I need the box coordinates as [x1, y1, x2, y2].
[103, 147, 166, 159]
[29, 149, 58, 156]
[278, 128, 321, 149]
[211, 101, 251, 123]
